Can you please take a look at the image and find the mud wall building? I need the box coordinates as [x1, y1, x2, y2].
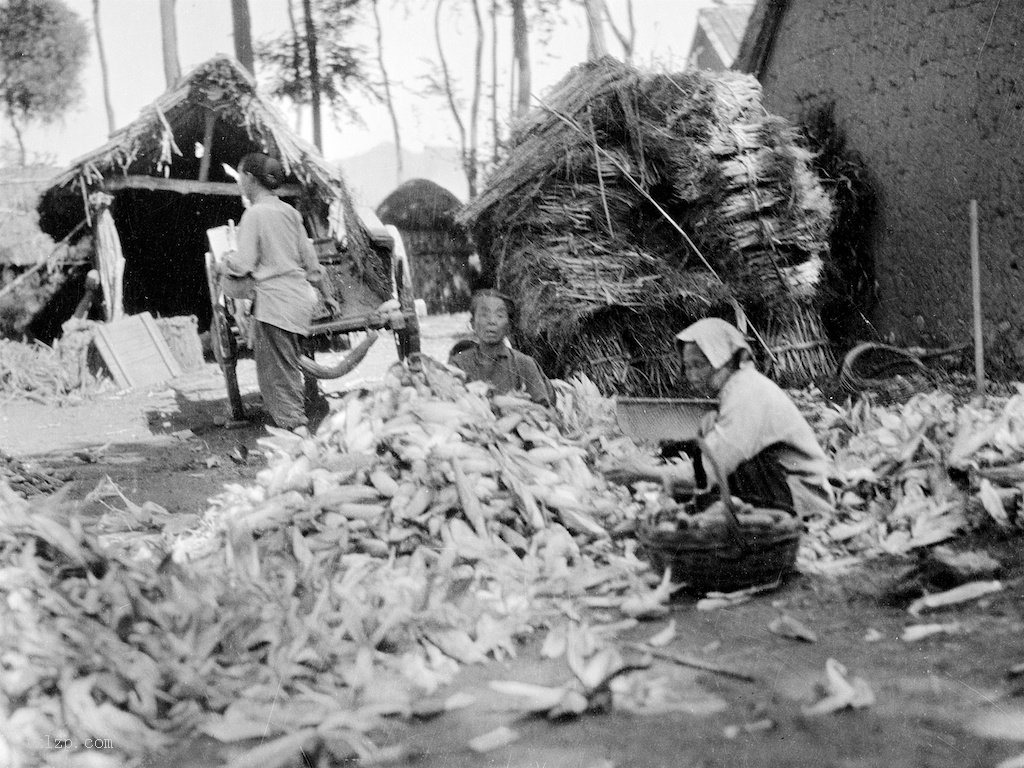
[738, 0, 1024, 347]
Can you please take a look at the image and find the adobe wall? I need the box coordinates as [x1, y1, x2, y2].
[757, 0, 1024, 346]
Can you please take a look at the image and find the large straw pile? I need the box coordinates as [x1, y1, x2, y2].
[460, 58, 835, 394]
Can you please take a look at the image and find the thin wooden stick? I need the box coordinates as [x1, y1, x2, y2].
[0, 219, 88, 302]
[625, 642, 760, 683]
[970, 199, 984, 391]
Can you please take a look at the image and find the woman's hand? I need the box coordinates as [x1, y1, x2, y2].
[605, 455, 660, 486]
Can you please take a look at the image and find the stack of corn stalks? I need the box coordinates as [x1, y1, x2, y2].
[0, 320, 106, 404]
[460, 58, 835, 394]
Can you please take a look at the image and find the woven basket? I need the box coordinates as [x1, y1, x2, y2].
[638, 516, 801, 593]
[636, 442, 802, 594]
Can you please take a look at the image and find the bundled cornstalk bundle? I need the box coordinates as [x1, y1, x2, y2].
[461, 58, 835, 394]
[0, 320, 106, 404]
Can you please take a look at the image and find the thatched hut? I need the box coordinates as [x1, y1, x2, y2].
[35, 55, 382, 335]
[376, 179, 475, 314]
[459, 58, 834, 396]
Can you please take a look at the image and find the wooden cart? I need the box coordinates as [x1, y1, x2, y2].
[204, 211, 420, 422]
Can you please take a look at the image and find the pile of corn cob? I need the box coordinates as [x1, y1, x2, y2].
[1, 361, 660, 767]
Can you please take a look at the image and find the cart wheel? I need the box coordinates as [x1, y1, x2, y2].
[211, 305, 238, 365]
[211, 305, 245, 421]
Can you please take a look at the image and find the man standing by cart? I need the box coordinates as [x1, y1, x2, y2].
[223, 152, 356, 434]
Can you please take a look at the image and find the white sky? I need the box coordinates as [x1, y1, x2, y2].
[12, 0, 701, 167]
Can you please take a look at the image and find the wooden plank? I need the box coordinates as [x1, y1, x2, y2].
[93, 312, 181, 390]
[102, 175, 302, 198]
[140, 312, 183, 379]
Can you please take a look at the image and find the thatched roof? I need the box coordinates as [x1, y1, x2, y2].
[0, 166, 58, 267]
[376, 178, 463, 232]
[36, 55, 367, 255]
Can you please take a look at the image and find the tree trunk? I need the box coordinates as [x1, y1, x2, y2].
[286, 0, 303, 133]
[230, 0, 254, 74]
[583, 0, 608, 60]
[159, 0, 181, 87]
[302, 0, 322, 152]
[467, 0, 483, 197]
[510, 0, 530, 117]
[371, 0, 403, 185]
[434, 0, 466, 154]
[92, 0, 116, 133]
[490, 0, 499, 163]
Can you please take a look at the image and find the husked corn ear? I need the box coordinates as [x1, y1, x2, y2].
[333, 502, 388, 521]
[314, 484, 383, 508]
[369, 470, 399, 497]
[494, 413, 524, 433]
[413, 401, 474, 424]
[395, 485, 434, 518]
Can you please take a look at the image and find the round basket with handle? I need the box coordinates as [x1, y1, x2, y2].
[637, 441, 803, 594]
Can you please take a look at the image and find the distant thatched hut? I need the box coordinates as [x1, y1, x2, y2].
[35, 55, 381, 335]
[376, 179, 475, 314]
[460, 58, 834, 395]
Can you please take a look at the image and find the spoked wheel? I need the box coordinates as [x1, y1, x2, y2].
[205, 253, 246, 422]
[211, 304, 245, 422]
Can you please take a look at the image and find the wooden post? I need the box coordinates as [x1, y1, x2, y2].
[970, 199, 984, 391]
[198, 110, 216, 182]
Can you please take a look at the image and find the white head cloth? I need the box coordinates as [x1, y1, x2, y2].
[675, 318, 753, 370]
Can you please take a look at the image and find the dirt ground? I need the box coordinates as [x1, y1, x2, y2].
[3, 313, 1024, 768]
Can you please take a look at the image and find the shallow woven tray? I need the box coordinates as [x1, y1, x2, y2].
[615, 397, 718, 444]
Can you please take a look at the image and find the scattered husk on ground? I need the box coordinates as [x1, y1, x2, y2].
[3, 356, 1023, 767]
[460, 58, 835, 394]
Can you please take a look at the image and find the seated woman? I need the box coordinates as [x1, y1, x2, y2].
[606, 318, 834, 518]
[448, 289, 555, 407]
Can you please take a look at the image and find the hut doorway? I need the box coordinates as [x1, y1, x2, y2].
[111, 189, 244, 332]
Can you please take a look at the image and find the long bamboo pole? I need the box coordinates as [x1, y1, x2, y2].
[970, 199, 984, 391]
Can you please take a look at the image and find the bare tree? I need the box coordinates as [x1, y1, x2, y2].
[432, 0, 486, 196]
[230, 0, 254, 73]
[371, 0, 402, 184]
[582, 0, 607, 59]
[490, 0, 499, 163]
[467, 0, 483, 196]
[434, 0, 466, 162]
[605, 0, 635, 62]
[92, 0, 115, 133]
[510, 0, 530, 118]
[285, 0, 302, 133]
[301, 0, 323, 151]
[159, 0, 180, 87]
[258, 0, 369, 146]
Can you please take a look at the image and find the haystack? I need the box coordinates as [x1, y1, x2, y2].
[459, 58, 835, 395]
[376, 179, 475, 313]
